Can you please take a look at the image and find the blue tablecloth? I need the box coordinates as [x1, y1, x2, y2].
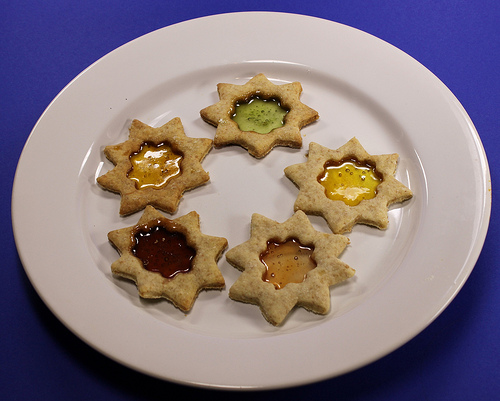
[3, 1, 499, 399]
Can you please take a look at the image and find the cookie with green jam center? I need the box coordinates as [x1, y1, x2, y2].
[200, 73, 319, 158]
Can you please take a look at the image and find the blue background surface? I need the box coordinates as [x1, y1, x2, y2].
[2, 1, 499, 399]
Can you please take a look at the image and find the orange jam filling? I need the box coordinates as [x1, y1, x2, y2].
[132, 221, 195, 279]
[128, 142, 182, 189]
[260, 238, 316, 289]
[318, 158, 382, 206]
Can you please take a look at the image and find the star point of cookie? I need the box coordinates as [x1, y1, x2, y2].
[200, 73, 319, 158]
[226, 211, 354, 326]
[97, 118, 213, 216]
[108, 206, 227, 312]
[284, 138, 413, 234]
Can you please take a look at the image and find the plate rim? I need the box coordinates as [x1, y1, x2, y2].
[12, 11, 492, 390]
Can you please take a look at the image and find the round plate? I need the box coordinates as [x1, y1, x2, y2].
[12, 12, 491, 389]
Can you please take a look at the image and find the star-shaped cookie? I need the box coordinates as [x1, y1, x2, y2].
[97, 118, 212, 216]
[200, 73, 319, 158]
[284, 138, 413, 234]
[107, 206, 227, 312]
[226, 211, 354, 326]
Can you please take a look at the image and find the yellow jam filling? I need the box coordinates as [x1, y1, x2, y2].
[231, 96, 288, 134]
[318, 158, 381, 206]
[260, 238, 316, 289]
[128, 142, 182, 189]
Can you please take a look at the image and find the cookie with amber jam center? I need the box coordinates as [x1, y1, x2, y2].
[226, 211, 354, 326]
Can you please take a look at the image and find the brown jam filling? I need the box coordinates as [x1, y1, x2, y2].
[260, 238, 316, 289]
[132, 221, 195, 279]
[318, 157, 382, 206]
[127, 142, 183, 190]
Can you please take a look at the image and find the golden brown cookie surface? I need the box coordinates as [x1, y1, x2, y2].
[97, 118, 212, 215]
[226, 211, 354, 326]
[284, 138, 413, 234]
[200, 73, 319, 158]
[108, 206, 227, 312]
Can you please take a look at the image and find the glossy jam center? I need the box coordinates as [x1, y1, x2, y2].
[132, 224, 195, 279]
[232, 96, 288, 134]
[260, 238, 316, 289]
[128, 142, 182, 189]
[318, 158, 381, 206]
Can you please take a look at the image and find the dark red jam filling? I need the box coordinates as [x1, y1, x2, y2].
[132, 225, 195, 278]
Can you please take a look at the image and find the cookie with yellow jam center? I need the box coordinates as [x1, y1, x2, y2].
[284, 138, 413, 234]
[318, 158, 382, 206]
[96, 118, 212, 216]
[127, 142, 183, 190]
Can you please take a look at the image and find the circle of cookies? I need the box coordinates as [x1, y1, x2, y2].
[98, 75, 413, 324]
[284, 137, 413, 234]
[226, 211, 355, 326]
[108, 205, 227, 312]
[200, 73, 319, 158]
[97, 118, 212, 216]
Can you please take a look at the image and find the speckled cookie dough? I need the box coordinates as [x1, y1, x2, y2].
[97, 118, 212, 215]
[284, 137, 413, 234]
[226, 211, 354, 326]
[107, 206, 227, 312]
[200, 73, 319, 158]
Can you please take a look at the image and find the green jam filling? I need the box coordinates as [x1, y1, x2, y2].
[232, 96, 288, 134]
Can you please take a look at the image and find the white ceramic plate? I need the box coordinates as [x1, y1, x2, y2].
[12, 12, 491, 389]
